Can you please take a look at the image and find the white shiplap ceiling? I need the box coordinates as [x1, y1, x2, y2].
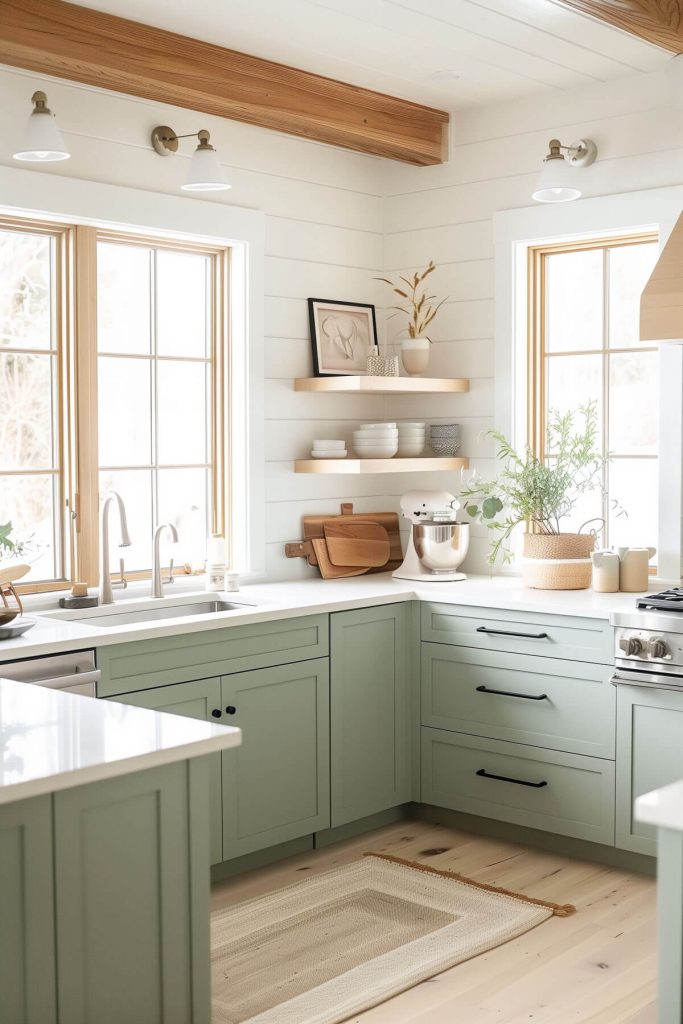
[71, 0, 671, 109]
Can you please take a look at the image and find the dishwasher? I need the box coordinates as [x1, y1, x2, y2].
[0, 650, 101, 696]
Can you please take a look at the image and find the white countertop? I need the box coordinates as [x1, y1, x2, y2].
[0, 574, 646, 664]
[0, 678, 241, 805]
[635, 779, 683, 833]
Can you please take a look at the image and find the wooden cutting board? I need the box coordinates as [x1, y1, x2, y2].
[324, 521, 390, 568]
[310, 539, 368, 579]
[302, 505, 402, 572]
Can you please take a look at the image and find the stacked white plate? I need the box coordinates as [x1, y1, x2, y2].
[397, 421, 426, 457]
[353, 423, 398, 458]
[311, 439, 347, 459]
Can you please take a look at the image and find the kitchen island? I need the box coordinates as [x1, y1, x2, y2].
[636, 781, 683, 1024]
[0, 677, 241, 1024]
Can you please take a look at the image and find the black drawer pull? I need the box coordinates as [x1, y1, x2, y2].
[476, 768, 548, 789]
[476, 626, 549, 640]
[476, 685, 548, 702]
[225, 705, 237, 715]
[211, 709, 222, 718]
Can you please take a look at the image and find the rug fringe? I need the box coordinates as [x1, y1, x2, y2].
[364, 852, 576, 918]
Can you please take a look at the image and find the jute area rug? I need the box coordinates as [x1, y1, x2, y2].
[211, 853, 575, 1024]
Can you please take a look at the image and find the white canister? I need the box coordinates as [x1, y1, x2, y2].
[616, 546, 656, 593]
[591, 550, 619, 593]
[206, 535, 227, 592]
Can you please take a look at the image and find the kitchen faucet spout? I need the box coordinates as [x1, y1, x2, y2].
[152, 523, 179, 598]
[99, 491, 132, 606]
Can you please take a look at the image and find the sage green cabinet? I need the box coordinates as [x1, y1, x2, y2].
[54, 759, 210, 1024]
[330, 604, 411, 827]
[422, 727, 615, 846]
[107, 678, 224, 864]
[422, 602, 613, 665]
[221, 659, 330, 859]
[422, 643, 615, 759]
[0, 795, 56, 1024]
[616, 684, 683, 856]
[97, 614, 329, 697]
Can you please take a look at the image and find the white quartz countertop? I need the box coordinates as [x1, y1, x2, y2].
[635, 780, 683, 833]
[0, 678, 241, 805]
[0, 573, 647, 664]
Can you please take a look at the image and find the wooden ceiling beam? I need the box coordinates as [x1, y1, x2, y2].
[552, 1, 683, 53]
[0, 0, 449, 165]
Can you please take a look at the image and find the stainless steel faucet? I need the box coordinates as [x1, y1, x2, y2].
[99, 491, 132, 605]
[152, 523, 179, 598]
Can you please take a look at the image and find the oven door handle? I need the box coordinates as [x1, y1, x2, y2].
[610, 671, 683, 693]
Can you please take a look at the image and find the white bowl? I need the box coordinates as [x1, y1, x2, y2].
[312, 439, 346, 450]
[311, 449, 347, 459]
[397, 441, 425, 457]
[397, 422, 426, 430]
[353, 432, 397, 443]
[360, 423, 396, 430]
[396, 428, 426, 438]
[353, 442, 398, 458]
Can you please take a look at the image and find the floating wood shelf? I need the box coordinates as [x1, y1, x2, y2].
[295, 457, 469, 474]
[294, 376, 469, 394]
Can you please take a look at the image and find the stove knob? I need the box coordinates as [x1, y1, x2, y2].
[620, 636, 643, 656]
[650, 638, 669, 660]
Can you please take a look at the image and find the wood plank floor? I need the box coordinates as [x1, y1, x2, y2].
[211, 820, 657, 1023]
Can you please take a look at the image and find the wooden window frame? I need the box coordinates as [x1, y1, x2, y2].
[527, 231, 658, 550]
[1, 215, 231, 593]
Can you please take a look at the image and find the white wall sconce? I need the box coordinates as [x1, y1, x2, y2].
[532, 138, 597, 203]
[151, 125, 232, 192]
[13, 91, 70, 163]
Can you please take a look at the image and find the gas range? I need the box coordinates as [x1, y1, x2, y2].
[612, 588, 683, 691]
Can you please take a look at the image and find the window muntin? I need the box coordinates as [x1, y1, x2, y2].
[0, 224, 68, 583]
[530, 236, 659, 549]
[97, 239, 214, 575]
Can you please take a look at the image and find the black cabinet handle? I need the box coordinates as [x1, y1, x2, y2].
[476, 685, 548, 702]
[476, 768, 548, 789]
[225, 706, 237, 715]
[476, 626, 549, 640]
[211, 709, 222, 718]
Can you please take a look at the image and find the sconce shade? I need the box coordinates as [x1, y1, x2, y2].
[182, 136, 231, 192]
[13, 92, 70, 162]
[532, 155, 580, 203]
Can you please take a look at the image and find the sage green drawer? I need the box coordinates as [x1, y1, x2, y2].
[421, 603, 613, 666]
[97, 614, 329, 696]
[421, 643, 615, 759]
[421, 727, 615, 846]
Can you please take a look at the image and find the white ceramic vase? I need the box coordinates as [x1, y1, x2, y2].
[401, 337, 430, 376]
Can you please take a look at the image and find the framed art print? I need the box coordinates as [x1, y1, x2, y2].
[308, 298, 378, 376]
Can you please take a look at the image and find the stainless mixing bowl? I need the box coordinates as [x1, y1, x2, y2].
[413, 521, 470, 574]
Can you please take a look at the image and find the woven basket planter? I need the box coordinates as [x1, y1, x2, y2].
[521, 533, 595, 590]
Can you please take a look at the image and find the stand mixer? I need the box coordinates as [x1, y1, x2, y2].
[393, 490, 470, 582]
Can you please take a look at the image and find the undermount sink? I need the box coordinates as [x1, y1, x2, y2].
[73, 600, 254, 629]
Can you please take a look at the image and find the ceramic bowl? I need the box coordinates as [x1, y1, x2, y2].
[311, 449, 347, 459]
[353, 431, 397, 443]
[430, 438, 460, 456]
[312, 439, 346, 450]
[360, 423, 396, 430]
[396, 427, 425, 438]
[397, 441, 425, 457]
[430, 423, 460, 436]
[397, 422, 426, 430]
[353, 441, 398, 458]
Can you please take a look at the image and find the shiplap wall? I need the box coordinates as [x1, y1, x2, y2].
[0, 65, 402, 581]
[2, 62, 681, 578]
[383, 67, 683, 573]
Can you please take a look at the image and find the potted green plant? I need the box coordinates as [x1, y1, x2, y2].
[461, 404, 610, 589]
[375, 260, 448, 376]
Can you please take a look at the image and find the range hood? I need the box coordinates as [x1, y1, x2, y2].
[641, 210, 683, 342]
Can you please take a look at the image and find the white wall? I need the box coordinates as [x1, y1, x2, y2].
[3, 61, 682, 579]
[383, 66, 683, 573]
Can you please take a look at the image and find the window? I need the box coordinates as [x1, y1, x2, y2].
[0, 216, 231, 591]
[0, 220, 73, 585]
[528, 235, 659, 548]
